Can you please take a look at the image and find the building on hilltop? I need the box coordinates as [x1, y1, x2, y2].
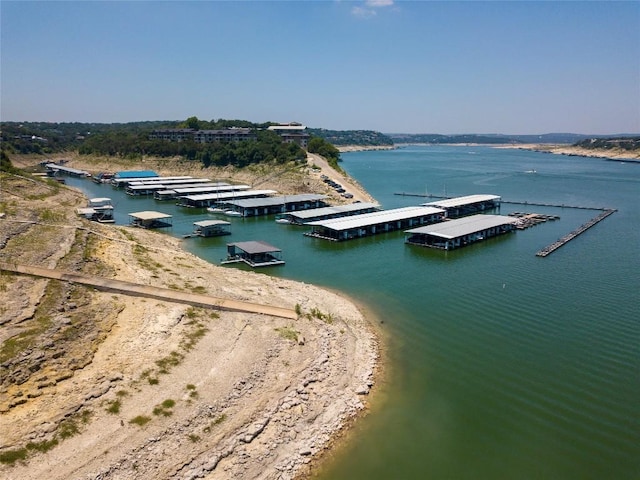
[149, 123, 308, 148]
[267, 123, 310, 149]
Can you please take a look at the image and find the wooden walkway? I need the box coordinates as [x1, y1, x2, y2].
[0, 264, 298, 320]
[535, 209, 617, 257]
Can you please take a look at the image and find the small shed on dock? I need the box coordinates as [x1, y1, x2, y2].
[223, 241, 284, 267]
[192, 220, 231, 237]
[128, 211, 173, 229]
[405, 214, 517, 250]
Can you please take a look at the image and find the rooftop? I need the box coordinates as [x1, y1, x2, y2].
[306, 206, 444, 232]
[422, 194, 501, 209]
[406, 214, 517, 239]
[228, 241, 281, 255]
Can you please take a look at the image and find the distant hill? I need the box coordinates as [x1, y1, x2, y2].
[386, 132, 640, 145]
[307, 128, 394, 147]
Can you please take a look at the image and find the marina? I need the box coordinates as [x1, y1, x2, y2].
[46, 145, 639, 480]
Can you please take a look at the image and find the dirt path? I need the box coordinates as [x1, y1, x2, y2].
[1, 263, 297, 320]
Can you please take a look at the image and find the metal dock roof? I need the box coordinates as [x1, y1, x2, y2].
[182, 189, 278, 202]
[287, 202, 381, 221]
[128, 211, 173, 221]
[306, 206, 445, 231]
[226, 194, 327, 208]
[422, 194, 501, 208]
[227, 240, 281, 254]
[193, 220, 231, 227]
[405, 214, 517, 239]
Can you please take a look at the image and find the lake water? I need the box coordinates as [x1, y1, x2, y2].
[66, 146, 639, 479]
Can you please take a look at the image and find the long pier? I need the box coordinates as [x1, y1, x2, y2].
[535, 209, 617, 257]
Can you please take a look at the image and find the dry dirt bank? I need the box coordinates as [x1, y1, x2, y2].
[494, 143, 640, 161]
[0, 155, 380, 480]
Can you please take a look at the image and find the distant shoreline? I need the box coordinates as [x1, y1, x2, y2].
[340, 142, 640, 162]
[493, 143, 640, 162]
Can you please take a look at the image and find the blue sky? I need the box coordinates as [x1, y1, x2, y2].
[1, 1, 639, 134]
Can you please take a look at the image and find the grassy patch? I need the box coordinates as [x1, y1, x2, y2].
[0, 447, 28, 465]
[275, 326, 299, 342]
[105, 400, 121, 414]
[129, 415, 151, 427]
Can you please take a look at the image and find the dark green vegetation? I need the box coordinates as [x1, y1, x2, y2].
[307, 128, 394, 147]
[307, 136, 342, 169]
[575, 136, 640, 151]
[1, 118, 307, 167]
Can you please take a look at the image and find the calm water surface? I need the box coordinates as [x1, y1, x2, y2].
[68, 146, 639, 480]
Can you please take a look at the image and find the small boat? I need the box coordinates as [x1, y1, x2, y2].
[275, 218, 291, 224]
[207, 206, 225, 213]
[224, 210, 243, 217]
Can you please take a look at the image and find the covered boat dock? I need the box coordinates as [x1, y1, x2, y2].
[128, 211, 173, 229]
[422, 194, 501, 218]
[45, 163, 90, 178]
[221, 194, 328, 217]
[177, 189, 277, 208]
[405, 214, 518, 250]
[111, 170, 159, 187]
[305, 206, 445, 241]
[277, 202, 381, 225]
[192, 220, 231, 237]
[222, 241, 285, 267]
[154, 183, 250, 201]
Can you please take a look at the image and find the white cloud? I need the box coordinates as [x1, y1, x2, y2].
[365, 0, 394, 7]
[352, 6, 377, 18]
[351, 0, 394, 18]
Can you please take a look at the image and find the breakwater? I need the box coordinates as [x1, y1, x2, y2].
[535, 208, 617, 257]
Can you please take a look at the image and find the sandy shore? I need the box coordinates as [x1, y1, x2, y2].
[0, 154, 382, 479]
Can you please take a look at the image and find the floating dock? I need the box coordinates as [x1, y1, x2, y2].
[536, 209, 617, 257]
[422, 194, 501, 218]
[405, 214, 518, 250]
[221, 194, 328, 218]
[277, 202, 381, 225]
[191, 220, 231, 237]
[305, 206, 445, 241]
[222, 241, 285, 267]
[128, 211, 173, 229]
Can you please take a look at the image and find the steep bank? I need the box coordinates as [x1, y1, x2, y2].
[0, 155, 380, 480]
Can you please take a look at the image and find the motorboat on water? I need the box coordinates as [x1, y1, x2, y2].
[224, 210, 243, 217]
[206, 206, 225, 213]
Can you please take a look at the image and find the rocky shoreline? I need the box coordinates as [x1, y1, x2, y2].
[0, 154, 381, 480]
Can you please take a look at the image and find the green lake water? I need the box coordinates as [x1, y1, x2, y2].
[66, 146, 639, 479]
